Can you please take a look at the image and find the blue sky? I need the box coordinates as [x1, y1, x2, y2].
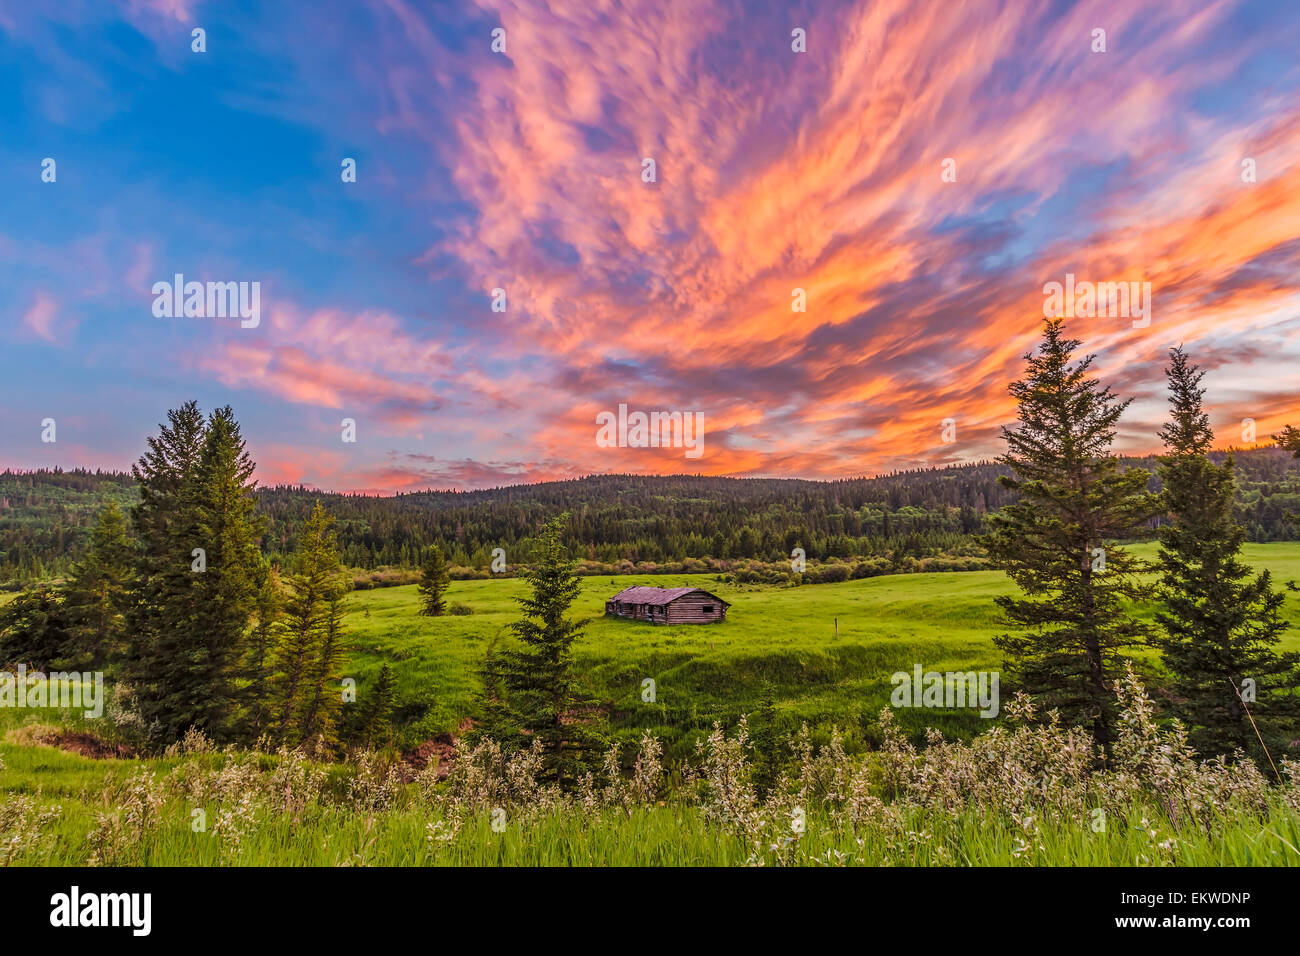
[2, 0, 1299, 491]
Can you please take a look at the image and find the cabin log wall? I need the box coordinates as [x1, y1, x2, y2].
[664, 596, 726, 624]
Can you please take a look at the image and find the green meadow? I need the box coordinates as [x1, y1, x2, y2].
[4, 543, 1299, 757]
[341, 542, 1300, 755]
[3, 543, 1299, 867]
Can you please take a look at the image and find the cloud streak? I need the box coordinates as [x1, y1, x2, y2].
[2, 0, 1298, 491]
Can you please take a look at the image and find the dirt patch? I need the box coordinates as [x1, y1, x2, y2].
[5, 724, 136, 759]
[400, 732, 458, 782]
[51, 731, 136, 760]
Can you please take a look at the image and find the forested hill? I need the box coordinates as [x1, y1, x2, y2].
[3, 447, 1299, 580]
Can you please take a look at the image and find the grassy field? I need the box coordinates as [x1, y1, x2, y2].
[3, 543, 1300, 867]
[341, 542, 1300, 755]
[4, 789, 1297, 867]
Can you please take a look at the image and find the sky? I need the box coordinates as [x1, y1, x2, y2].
[1, 0, 1298, 494]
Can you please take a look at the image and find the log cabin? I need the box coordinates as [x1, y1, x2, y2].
[605, 586, 729, 624]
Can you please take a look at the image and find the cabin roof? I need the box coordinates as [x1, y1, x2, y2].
[608, 586, 730, 607]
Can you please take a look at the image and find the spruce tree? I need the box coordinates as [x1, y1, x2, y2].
[417, 545, 450, 616]
[0, 586, 73, 669]
[355, 663, 398, 749]
[978, 319, 1157, 755]
[296, 589, 349, 751]
[124, 401, 209, 742]
[492, 515, 594, 783]
[236, 561, 281, 740]
[61, 500, 132, 669]
[1155, 347, 1299, 762]
[270, 502, 349, 748]
[174, 407, 264, 739]
[124, 403, 265, 743]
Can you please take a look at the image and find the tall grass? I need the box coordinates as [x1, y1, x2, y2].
[8, 802, 1299, 867]
[3, 666, 1298, 867]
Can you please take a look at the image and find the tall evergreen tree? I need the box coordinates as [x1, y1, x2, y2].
[61, 500, 132, 669]
[235, 561, 281, 740]
[124, 403, 264, 743]
[182, 406, 264, 736]
[978, 319, 1157, 755]
[491, 515, 594, 783]
[1155, 347, 1299, 762]
[124, 401, 209, 742]
[417, 545, 450, 616]
[270, 502, 349, 749]
[295, 589, 349, 751]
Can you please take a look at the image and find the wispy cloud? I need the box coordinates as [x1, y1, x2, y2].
[20, 291, 63, 344]
[2, 0, 1298, 490]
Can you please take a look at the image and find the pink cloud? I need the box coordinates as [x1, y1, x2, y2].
[21, 292, 64, 344]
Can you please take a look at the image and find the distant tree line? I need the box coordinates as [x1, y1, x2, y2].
[5, 445, 1300, 584]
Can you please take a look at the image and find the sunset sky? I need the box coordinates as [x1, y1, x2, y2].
[2, 0, 1298, 493]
